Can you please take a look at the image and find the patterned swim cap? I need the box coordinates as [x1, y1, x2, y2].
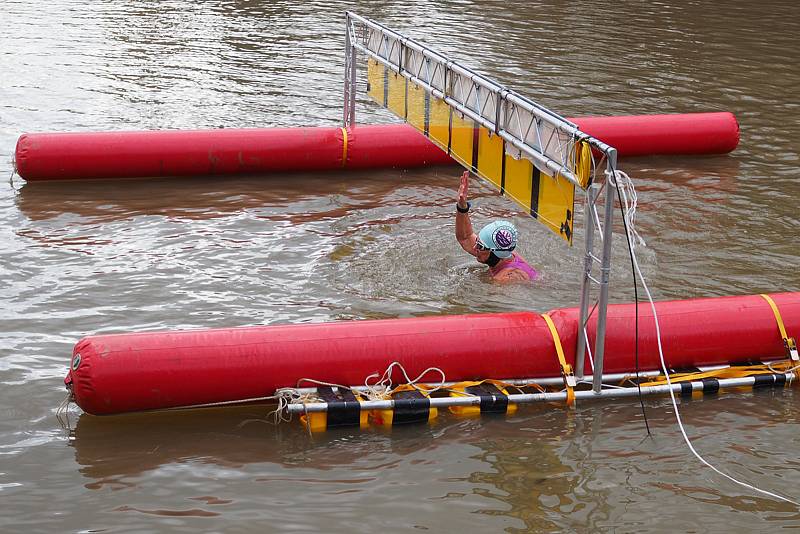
[478, 220, 518, 259]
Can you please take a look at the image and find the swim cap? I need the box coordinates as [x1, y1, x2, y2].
[477, 220, 518, 259]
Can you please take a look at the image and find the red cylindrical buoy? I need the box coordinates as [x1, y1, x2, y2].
[16, 113, 739, 181]
[65, 292, 797, 416]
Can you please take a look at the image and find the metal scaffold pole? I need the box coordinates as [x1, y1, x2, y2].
[592, 152, 618, 393]
[343, 12, 357, 127]
[575, 182, 600, 379]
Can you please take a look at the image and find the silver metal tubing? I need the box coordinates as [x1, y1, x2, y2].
[344, 12, 617, 175]
[286, 370, 669, 397]
[592, 153, 618, 393]
[575, 183, 600, 379]
[286, 373, 793, 413]
[344, 45, 585, 188]
[287, 363, 748, 396]
[343, 13, 357, 127]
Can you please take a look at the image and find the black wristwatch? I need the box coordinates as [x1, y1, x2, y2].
[456, 201, 471, 213]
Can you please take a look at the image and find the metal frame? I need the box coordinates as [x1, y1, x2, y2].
[343, 12, 619, 393]
[286, 372, 794, 414]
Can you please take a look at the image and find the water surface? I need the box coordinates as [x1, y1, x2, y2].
[1, 0, 799, 531]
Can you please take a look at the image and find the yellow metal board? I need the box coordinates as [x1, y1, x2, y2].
[449, 112, 474, 169]
[406, 83, 426, 134]
[503, 155, 533, 213]
[476, 127, 503, 189]
[501, 155, 574, 245]
[537, 171, 575, 243]
[367, 59, 385, 106]
[386, 72, 406, 119]
[428, 96, 450, 151]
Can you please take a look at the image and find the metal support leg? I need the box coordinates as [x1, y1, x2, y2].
[575, 183, 600, 379]
[343, 14, 357, 127]
[592, 154, 618, 393]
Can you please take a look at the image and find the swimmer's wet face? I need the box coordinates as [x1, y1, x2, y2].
[474, 239, 492, 263]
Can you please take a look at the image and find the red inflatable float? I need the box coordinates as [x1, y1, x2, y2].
[65, 292, 798, 416]
[17, 112, 738, 182]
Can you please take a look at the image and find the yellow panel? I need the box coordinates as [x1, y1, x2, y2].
[450, 112, 474, 169]
[367, 59, 385, 106]
[386, 72, 406, 119]
[428, 96, 450, 151]
[537, 172, 575, 244]
[476, 127, 503, 189]
[503, 155, 533, 212]
[406, 82, 426, 134]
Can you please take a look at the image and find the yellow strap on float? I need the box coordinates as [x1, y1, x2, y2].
[760, 294, 799, 361]
[340, 127, 349, 168]
[638, 364, 787, 388]
[542, 313, 576, 406]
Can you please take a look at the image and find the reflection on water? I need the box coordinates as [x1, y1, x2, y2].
[66, 391, 800, 530]
[2, 0, 800, 530]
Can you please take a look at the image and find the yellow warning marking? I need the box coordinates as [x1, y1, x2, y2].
[475, 127, 503, 189]
[366, 59, 385, 106]
[449, 112, 473, 168]
[340, 127, 348, 167]
[386, 72, 406, 119]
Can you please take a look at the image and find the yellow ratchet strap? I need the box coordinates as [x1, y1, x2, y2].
[542, 313, 576, 406]
[340, 127, 349, 168]
[760, 294, 798, 361]
[639, 364, 783, 388]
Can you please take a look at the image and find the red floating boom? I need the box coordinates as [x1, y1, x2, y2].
[65, 292, 798, 416]
[17, 112, 738, 181]
[572, 112, 740, 157]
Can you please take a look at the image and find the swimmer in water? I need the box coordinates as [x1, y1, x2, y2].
[455, 171, 538, 282]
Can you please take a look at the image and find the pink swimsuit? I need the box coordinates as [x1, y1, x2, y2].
[490, 252, 539, 280]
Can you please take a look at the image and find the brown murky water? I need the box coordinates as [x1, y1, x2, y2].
[2, 0, 799, 531]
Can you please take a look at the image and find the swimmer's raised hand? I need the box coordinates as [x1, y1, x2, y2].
[457, 171, 470, 209]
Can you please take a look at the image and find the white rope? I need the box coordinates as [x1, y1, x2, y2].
[55, 391, 73, 432]
[612, 170, 646, 249]
[363, 361, 447, 399]
[767, 360, 800, 376]
[583, 326, 595, 374]
[610, 169, 799, 507]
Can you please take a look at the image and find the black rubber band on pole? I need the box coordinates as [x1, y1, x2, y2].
[680, 382, 694, 398]
[753, 373, 787, 388]
[465, 383, 509, 414]
[391, 390, 431, 425]
[701, 378, 720, 395]
[318, 386, 361, 428]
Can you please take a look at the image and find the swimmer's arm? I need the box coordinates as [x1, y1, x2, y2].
[456, 171, 477, 256]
